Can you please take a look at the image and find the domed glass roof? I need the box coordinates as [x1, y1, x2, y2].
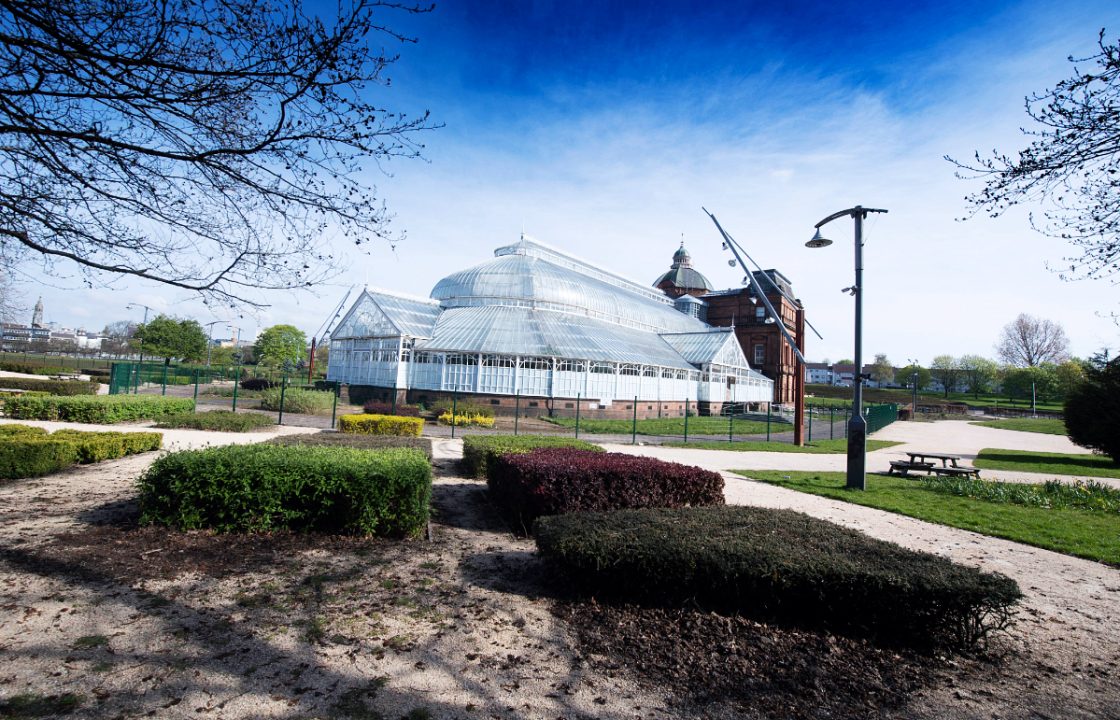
[430, 237, 705, 334]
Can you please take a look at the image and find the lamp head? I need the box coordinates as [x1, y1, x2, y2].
[806, 229, 832, 249]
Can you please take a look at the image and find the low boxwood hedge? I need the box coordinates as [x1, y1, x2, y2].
[461, 434, 603, 479]
[0, 378, 99, 395]
[239, 377, 278, 391]
[269, 432, 432, 459]
[535, 505, 1023, 652]
[338, 413, 424, 437]
[0, 427, 163, 479]
[489, 448, 724, 533]
[155, 411, 275, 432]
[4, 395, 193, 423]
[138, 444, 431, 537]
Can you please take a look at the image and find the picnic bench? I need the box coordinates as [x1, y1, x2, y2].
[888, 451, 981, 479]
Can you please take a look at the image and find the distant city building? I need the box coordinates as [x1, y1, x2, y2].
[327, 236, 774, 418]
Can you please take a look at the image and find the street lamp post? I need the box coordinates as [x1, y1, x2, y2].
[908, 357, 919, 421]
[807, 206, 887, 491]
[126, 303, 154, 391]
[203, 320, 229, 367]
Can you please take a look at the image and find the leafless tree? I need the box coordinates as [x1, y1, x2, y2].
[995, 313, 1071, 367]
[0, 270, 23, 322]
[0, 0, 436, 306]
[948, 30, 1120, 283]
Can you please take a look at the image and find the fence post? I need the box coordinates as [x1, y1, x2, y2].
[277, 375, 288, 425]
[575, 393, 580, 439]
[391, 391, 397, 415]
[161, 364, 168, 395]
[632, 396, 638, 445]
[192, 369, 199, 410]
[232, 364, 241, 412]
[766, 403, 771, 442]
[330, 383, 339, 429]
[807, 404, 813, 443]
[514, 394, 520, 436]
[451, 390, 457, 440]
[830, 407, 835, 440]
[728, 410, 733, 444]
[683, 398, 689, 443]
[844, 408, 849, 438]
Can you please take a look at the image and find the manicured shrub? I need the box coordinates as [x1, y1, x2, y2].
[430, 400, 494, 418]
[138, 444, 431, 537]
[3, 395, 193, 423]
[239, 376, 277, 391]
[51, 429, 163, 463]
[338, 413, 424, 437]
[438, 411, 495, 428]
[0, 378, 99, 395]
[461, 434, 604, 479]
[269, 432, 433, 458]
[81, 368, 112, 379]
[258, 387, 334, 414]
[0, 424, 48, 438]
[0, 429, 162, 478]
[155, 411, 276, 432]
[362, 400, 421, 417]
[345, 384, 381, 406]
[489, 448, 724, 532]
[535, 505, 1023, 652]
[1065, 360, 1120, 462]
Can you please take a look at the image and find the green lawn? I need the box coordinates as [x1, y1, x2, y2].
[663, 439, 901, 453]
[974, 448, 1120, 479]
[806, 384, 1065, 413]
[737, 470, 1120, 565]
[542, 416, 786, 436]
[970, 418, 1067, 435]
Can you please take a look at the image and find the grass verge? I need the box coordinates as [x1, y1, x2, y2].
[662, 439, 901, 453]
[543, 416, 785, 435]
[974, 448, 1120, 479]
[736, 470, 1120, 565]
[970, 418, 1067, 435]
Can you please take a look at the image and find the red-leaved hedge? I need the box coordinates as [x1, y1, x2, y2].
[488, 448, 725, 533]
[362, 400, 421, 417]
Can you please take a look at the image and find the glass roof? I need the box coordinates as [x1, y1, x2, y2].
[417, 305, 697, 369]
[332, 289, 440, 339]
[661, 330, 739, 365]
[430, 238, 706, 334]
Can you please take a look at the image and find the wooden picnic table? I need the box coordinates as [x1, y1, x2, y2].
[889, 452, 981, 479]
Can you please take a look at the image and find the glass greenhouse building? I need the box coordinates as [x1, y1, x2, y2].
[326, 236, 773, 416]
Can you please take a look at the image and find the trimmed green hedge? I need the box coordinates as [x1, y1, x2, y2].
[0, 378, 99, 395]
[155, 411, 275, 432]
[461, 434, 603, 479]
[338, 413, 424, 437]
[536, 506, 1023, 652]
[0, 427, 163, 479]
[138, 444, 432, 537]
[269, 432, 433, 459]
[258, 387, 334, 414]
[4, 395, 193, 423]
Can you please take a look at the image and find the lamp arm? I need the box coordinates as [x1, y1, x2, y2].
[814, 206, 888, 228]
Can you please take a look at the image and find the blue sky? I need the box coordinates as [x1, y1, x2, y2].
[25, 0, 1120, 364]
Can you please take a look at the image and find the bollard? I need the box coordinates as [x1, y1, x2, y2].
[277, 375, 288, 425]
[632, 396, 638, 445]
[575, 394, 580, 439]
[330, 384, 339, 429]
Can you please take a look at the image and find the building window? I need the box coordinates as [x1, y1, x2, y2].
[490, 399, 501, 405]
[755, 306, 765, 320]
[754, 343, 765, 365]
[529, 401, 539, 407]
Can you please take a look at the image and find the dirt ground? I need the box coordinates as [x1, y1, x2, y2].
[0, 424, 1118, 719]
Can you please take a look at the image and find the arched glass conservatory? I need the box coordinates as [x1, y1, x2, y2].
[327, 236, 773, 415]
